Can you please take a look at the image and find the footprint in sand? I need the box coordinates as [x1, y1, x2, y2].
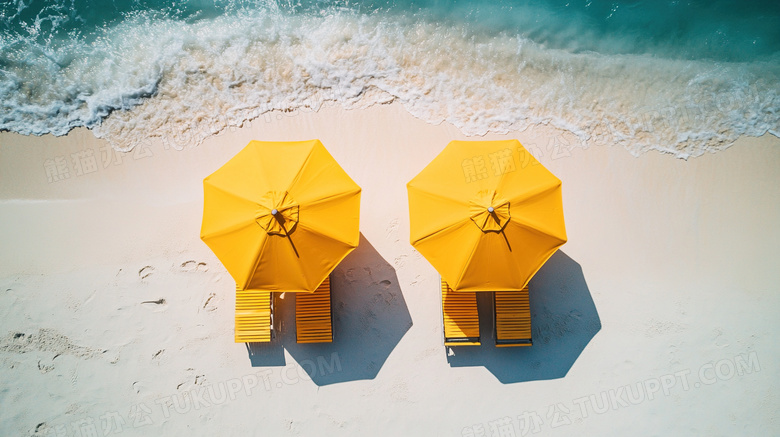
[202, 293, 217, 312]
[138, 266, 155, 280]
[33, 422, 49, 435]
[393, 255, 408, 269]
[176, 374, 205, 391]
[141, 298, 166, 305]
[181, 260, 208, 272]
[385, 218, 400, 242]
[132, 381, 149, 394]
[140, 299, 167, 312]
[140, 298, 168, 313]
[37, 359, 54, 374]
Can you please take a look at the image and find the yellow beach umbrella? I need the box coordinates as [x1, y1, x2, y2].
[407, 139, 566, 292]
[201, 139, 361, 293]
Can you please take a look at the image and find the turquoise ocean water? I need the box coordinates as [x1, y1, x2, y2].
[1, 0, 779, 157]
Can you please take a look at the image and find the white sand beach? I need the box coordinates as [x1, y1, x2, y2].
[1, 102, 778, 436]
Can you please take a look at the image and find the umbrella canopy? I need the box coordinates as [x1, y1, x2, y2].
[201, 139, 361, 293]
[407, 139, 566, 292]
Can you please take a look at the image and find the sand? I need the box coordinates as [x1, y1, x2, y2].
[0, 102, 778, 436]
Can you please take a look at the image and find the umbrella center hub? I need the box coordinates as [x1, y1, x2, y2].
[255, 191, 299, 236]
[469, 195, 510, 232]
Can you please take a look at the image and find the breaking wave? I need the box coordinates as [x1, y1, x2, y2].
[1, 0, 779, 158]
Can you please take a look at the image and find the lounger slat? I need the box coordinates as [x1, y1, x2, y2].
[494, 288, 532, 347]
[235, 287, 272, 343]
[442, 279, 480, 346]
[296, 277, 333, 343]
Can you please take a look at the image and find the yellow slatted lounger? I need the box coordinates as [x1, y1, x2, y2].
[494, 287, 532, 347]
[235, 287, 272, 343]
[296, 276, 333, 343]
[441, 279, 480, 346]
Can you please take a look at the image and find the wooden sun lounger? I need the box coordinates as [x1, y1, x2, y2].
[235, 287, 272, 343]
[494, 287, 532, 347]
[296, 276, 333, 343]
[441, 279, 480, 346]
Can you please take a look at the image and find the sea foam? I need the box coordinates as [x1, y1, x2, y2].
[1, 1, 779, 158]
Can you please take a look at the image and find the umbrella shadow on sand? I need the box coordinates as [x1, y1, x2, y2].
[247, 234, 413, 385]
[446, 250, 601, 383]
